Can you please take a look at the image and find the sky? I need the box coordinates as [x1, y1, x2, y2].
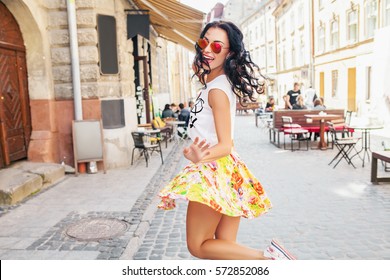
[180, 0, 228, 13]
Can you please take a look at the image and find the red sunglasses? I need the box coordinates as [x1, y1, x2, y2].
[197, 38, 229, 54]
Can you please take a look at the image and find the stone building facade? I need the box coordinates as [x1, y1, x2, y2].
[0, 0, 202, 169]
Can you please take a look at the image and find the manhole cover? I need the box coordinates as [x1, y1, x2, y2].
[65, 218, 128, 241]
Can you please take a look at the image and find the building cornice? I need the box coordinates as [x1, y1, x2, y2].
[314, 38, 374, 59]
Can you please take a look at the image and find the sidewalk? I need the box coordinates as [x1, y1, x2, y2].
[0, 139, 185, 260]
[133, 115, 390, 260]
[1, 115, 389, 260]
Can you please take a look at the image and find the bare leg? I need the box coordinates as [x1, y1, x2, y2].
[215, 214, 240, 241]
[186, 201, 269, 260]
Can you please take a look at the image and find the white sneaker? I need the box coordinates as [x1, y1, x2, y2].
[264, 239, 297, 260]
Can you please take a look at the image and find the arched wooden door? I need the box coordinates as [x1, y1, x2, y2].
[0, 2, 31, 168]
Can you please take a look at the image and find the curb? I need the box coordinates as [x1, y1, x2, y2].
[120, 141, 186, 259]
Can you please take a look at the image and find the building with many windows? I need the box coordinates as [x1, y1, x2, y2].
[313, 0, 390, 122]
[223, 0, 261, 25]
[273, 0, 313, 105]
[0, 0, 203, 169]
[241, 0, 279, 103]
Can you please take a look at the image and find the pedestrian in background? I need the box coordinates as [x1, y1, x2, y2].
[161, 104, 174, 119]
[313, 98, 326, 110]
[292, 95, 307, 110]
[304, 86, 318, 109]
[178, 103, 190, 128]
[286, 82, 301, 109]
[265, 96, 275, 112]
[158, 20, 295, 260]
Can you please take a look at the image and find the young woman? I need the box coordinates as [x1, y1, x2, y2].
[158, 21, 295, 260]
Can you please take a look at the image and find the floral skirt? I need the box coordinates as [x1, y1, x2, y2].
[158, 150, 272, 219]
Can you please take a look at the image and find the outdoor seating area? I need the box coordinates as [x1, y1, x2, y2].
[371, 151, 390, 184]
[269, 108, 345, 150]
[281, 116, 310, 151]
[236, 101, 260, 114]
[131, 115, 189, 166]
[257, 109, 389, 174]
[131, 130, 164, 167]
[327, 121, 361, 168]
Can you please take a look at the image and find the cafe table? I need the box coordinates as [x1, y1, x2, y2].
[348, 123, 384, 167]
[165, 120, 186, 142]
[304, 113, 343, 150]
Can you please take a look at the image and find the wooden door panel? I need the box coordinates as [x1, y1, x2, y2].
[0, 2, 30, 167]
[0, 47, 27, 163]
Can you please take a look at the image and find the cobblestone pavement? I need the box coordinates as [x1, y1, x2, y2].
[0, 139, 184, 260]
[133, 114, 390, 260]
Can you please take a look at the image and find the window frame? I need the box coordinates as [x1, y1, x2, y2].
[383, 0, 390, 27]
[330, 17, 339, 50]
[332, 70, 338, 98]
[317, 23, 326, 54]
[346, 7, 359, 44]
[365, 0, 378, 39]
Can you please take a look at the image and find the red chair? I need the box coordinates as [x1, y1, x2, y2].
[281, 116, 310, 151]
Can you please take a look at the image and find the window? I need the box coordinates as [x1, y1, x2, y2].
[297, 2, 304, 27]
[260, 23, 264, 39]
[319, 0, 323, 10]
[268, 18, 273, 33]
[282, 46, 286, 70]
[281, 21, 286, 40]
[347, 9, 358, 43]
[318, 24, 325, 53]
[332, 70, 338, 98]
[365, 0, 377, 38]
[291, 39, 296, 67]
[290, 11, 295, 33]
[330, 19, 339, 49]
[366, 66, 372, 101]
[260, 46, 266, 66]
[384, 0, 390, 26]
[299, 34, 305, 65]
[97, 15, 119, 74]
[268, 44, 274, 67]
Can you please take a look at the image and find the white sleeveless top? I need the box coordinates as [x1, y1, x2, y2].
[188, 75, 236, 146]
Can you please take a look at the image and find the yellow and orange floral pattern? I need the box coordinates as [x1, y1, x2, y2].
[158, 150, 272, 219]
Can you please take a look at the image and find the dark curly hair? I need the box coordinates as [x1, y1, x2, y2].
[193, 21, 265, 104]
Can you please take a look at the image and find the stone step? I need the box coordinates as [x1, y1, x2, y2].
[0, 162, 65, 205]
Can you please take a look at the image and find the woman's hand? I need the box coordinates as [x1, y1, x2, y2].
[183, 137, 210, 164]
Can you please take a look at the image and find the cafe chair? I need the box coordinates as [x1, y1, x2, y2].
[329, 110, 354, 144]
[152, 117, 172, 148]
[327, 122, 361, 168]
[131, 131, 164, 167]
[281, 116, 310, 151]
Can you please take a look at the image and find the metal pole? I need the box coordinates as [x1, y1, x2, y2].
[66, 0, 83, 120]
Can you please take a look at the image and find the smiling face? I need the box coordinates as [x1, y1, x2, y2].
[200, 27, 230, 80]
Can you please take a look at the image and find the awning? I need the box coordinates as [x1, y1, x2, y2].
[132, 0, 205, 50]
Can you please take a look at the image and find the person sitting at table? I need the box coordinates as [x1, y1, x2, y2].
[313, 98, 326, 110]
[282, 94, 291, 109]
[292, 95, 307, 110]
[162, 104, 174, 119]
[265, 97, 275, 112]
[320, 97, 326, 109]
[178, 103, 190, 128]
[171, 103, 180, 118]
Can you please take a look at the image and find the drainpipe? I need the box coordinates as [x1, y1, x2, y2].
[309, 0, 314, 87]
[66, 0, 83, 120]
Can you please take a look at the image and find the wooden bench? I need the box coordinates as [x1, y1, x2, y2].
[371, 151, 390, 184]
[269, 109, 346, 147]
[236, 102, 260, 114]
